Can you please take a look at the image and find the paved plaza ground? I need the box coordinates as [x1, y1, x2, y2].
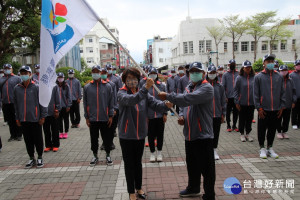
[0, 103, 300, 200]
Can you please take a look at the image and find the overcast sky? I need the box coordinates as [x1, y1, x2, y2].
[86, 0, 300, 63]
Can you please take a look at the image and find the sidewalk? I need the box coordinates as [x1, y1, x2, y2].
[0, 104, 300, 200]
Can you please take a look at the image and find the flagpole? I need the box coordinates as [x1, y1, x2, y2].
[81, 0, 179, 117]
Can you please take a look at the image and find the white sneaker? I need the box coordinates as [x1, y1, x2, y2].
[157, 154, 163, 162]
[245, 135, 253, 142]
[214, 149, 220, 160]
[292, 125, 298, 130]
[259, 148, 267, 159]
[277, 133, 283, 139]
[267, 148, 279, 159]
[240, 135, 246, 142]
[150, 153, 156, 162]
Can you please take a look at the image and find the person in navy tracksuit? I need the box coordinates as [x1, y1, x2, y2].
[159, 62, 215, 200]
[276, 65, 296, 139]
[217, 65, 224, 84]
[14, 66, 47, 168]
[166, 68, 177, 116]
[147, 68, 168, 162]
[222, 59, 239, 132]
[234, 60, 255, 142]
[56, 72, 72, 139]
[254, 54, 285, 159]
[118, 68, 172, 200]
[207, 64, 226, 160]
[84, 65, 114, 166]
[290, 60, 300, 130]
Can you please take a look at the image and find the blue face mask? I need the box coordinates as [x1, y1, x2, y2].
[92, 73, 101, 80]
[112, 70, 116, 75]
[4, 69, 11, 75]
[107, 70, 112, 75]
[20, 75, 30, 82]
[179, 70, 185, 74]
[101, 74, 107, 80]
[190, 72, 203, 83]
[266, 63, 275, 70]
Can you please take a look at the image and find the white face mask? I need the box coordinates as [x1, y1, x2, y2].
[35, 69, 40, 73]
[208, 74, 217, 80]
[171, 73, 177, 77]
[68, 74, 74, 78]
[280, 71, 288, 76]
[0, 73, 4, 77]
[218, 71, 224, 75]
[149, 74, 157, 80]
[58, 78, 64, 83]
[4, 69, 11, 75]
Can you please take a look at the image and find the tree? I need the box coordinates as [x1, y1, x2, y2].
[81, 57, 88, 71]
[0, 0, 41, 66]
[266, 18, 293, 54]
[219, 15, 248, 59]
[206, 25, 227, 66]
[245, 11, 277, 62]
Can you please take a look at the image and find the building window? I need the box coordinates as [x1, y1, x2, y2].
[159, 58, 164, 62]
[241, 42, 248, 52]
[87, 57, 94, 63]
[199, 41, 204, 52]
[102, 54, 106, 59]
[80, 48, 83, 53]
[292, 39, 296, 50]
[159, 48, 163, 53]
[280, 40, 287, 50]
[88, 38, 93, 43]
[251, 41, 255, 51]
[234, 42, 239, 52]
[189, 41, 193, 53]
[102, 45, 106, 49]
[86, 47, 93, 53]
[183, 42, 188, 54]
[206, 40, 212, 52]
[271, 41, 278, 51]
[262, 41, 268, 51]
[224, 42, 227, 52]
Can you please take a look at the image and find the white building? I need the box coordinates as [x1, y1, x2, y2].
[152, 36, 172, 68]
[79, 18, 120, 67]
[170, 16, 300, 69]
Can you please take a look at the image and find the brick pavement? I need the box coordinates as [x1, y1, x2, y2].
[0, 104, 300, 200]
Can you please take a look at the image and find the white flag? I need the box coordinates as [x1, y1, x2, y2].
[39, 0, 99, 107]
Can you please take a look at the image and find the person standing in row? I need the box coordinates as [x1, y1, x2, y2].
[84, 65, 114, 166]
[178, 64, 190, 94]
[166, 68, 177, 116]
[14, 66, 47, 168]
[139, 65, 152, 89]
[147, 68, 168, 162]
[174, 65, 185, 114]
[43, 83, 61, 152]
[0, 64, 22, 141]
[206, 64, 226, 160]
[66, 69, 82, 128]
[254, 54, 285, 159]
[290, 60, 300, 130]
[118, 68, 172, 200]
[277, 65, 296, 139]
[159, 62, 215, 199]
[57, 72, 72, 139]
[234, 60, 255, 142]
[222, 59, 239, 132]
[32, 64, 40, 85]
[217, 65, 224, 84]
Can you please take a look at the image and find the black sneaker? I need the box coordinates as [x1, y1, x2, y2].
[8, 137, 14, 142]
[37, 159, 44, 168]
[90, 157, 98, 166]
[25, 159, 36, 169]
[106, 156, 113, 166]
[100, 144, 105, 150]
[179, 189, 200, 197]
[71, 124, 76, 128]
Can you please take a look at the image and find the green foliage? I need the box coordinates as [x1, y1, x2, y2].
[253, 58, 264, 72]
[80, 76, 93, 87]
[81, 68, 92, 77]
[81, 58, 88, 71]
[286, 63, 295, 70]
[11, 62, 22, 74]
[0, 0, 41, 63]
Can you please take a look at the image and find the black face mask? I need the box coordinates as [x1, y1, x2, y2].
[229, 64, 235, 71]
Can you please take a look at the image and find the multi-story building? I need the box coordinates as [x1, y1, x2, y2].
[152, 36, 172, 68]
[170, 16, 300, 69]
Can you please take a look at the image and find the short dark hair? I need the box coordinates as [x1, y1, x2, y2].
[121, 68, 141, 83]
